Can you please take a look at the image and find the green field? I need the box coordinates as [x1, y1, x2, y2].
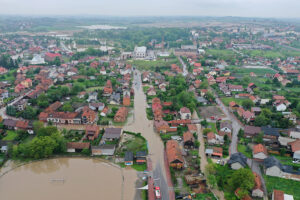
[264, 175, 300, 200]
[207, 122, 217, 134]
[130, 58, 179, 70]
[2, 131, 18, 141]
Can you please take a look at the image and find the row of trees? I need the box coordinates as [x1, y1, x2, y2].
[12, 123, 66, 159]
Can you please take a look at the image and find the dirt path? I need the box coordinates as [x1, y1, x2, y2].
[193, 112, 225, 200]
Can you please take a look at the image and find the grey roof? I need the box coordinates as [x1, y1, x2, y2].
[92, 144, 116, 150]
[205, 149, 213, 154]
[3, 119, 17, 127]
[227, 152, 248, 167]
[125, 151, 133, 162]
[136, 151, 147, 158]
[264, 156, 283, 170]
[261, 126, 281, 137]
[220, 121, 232, 130]
[103, 128, 122, 139]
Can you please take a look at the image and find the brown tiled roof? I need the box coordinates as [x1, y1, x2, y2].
[273, 190, 284, 200]
[207, 132, 216, 140]
[183, 131, 194, 143]
[288, 139, 300, 153]
[67, 142, 90, 149]
[166, 140, 184, 164]
[16, 120, 29, 129]
[253, 172, 263, 191]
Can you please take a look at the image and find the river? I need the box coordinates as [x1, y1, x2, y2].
[0, 158, 137, 200]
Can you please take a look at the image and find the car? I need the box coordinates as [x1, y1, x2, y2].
[217, 118, 222, 121]
[293, 160, 300, 164]
[176, 195, 183, 199]
[155, 186, 161, 199]
[210, 116, 215, 120]
[216, 159, 221, 164]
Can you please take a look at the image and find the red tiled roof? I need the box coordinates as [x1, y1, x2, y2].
[253, 144, 268, 155]
[183, 131, 194, 143]
[166, 140, 184, 164]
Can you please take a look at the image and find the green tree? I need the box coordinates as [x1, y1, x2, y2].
[62, 103, 73, 112]
[228, 168, 255, 192]
[22, 106, 37, 119]
[242, 99, 254, 110]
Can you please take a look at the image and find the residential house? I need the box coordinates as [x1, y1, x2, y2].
[123, 95, 131, 106]
[179, 107, 191, 120]
[136, 151, 147, 165]
[183, 131, 195, 148]
[166, 140, 184, 169]
[124, 151, 134, 165]
[244, 126, 261, 138]
[67, 142, 90, 153]
[102, 128, 122, 142]
[227, 152, 248, 170]
[252, 172, 264, 198]
[228, 84, 243, 92]
[229, 101, 239, 111]
[85, 125, 100, 141]
[264, 156, 285, 178]
[81, 106, 97, 124]
[187, 124, 197, 134]
[212, 147, 223, 157]
[91, 144, 116, 156]
[89, 102, 105, 111]
[110, 92, 121, 105]
[243, 111, 255, 123]
[272, 190, 294, 200]
[207, 132, 217, 145]
[253, 144, 268, 161]
[147, 87, 156, 96]
[3, 119, 17, 130]
[251, 107, 262, 116]
[13, 99, 28, 111]
[114, 107, 128, 122]
[220, 121, 232, 133]
[87, 92, 98, 103]
[154, 120, 170, 133]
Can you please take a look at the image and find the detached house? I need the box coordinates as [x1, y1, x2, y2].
[253, 144, 268, 161]
[166, 140, 184, 169]
[85, 125, 100, 141]
[252, 172, 264, 198]
[227, 152, 248, 170]
[220, 121, 232, 133]
[179, 107, 191, 120]
[114, 107, 128, 123]
[183, 131, 195, 148]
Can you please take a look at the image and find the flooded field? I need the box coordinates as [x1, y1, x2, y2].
[0, 158, 137, 200]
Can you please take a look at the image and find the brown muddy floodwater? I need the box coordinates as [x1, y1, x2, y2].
[0, 158, 137, 200]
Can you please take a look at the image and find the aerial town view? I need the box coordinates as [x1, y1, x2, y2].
[0, 0, 300, 200]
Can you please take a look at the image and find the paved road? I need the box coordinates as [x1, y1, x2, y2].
[178, 56, 188, 77]
[211, 88, 244, 154]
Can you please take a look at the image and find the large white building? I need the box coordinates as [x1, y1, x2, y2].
[134, 46, 147, 59]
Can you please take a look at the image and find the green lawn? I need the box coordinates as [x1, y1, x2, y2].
[272, 154, 300, 168]
[207, 122, 217, 134]
[264, 175, 300, 200]
[221, 97, 244, 106]
[2, 131, 18, 141]
[123, 137, 147, 154]
[237, 144, 252, 158]
[195, 193, 217, 200]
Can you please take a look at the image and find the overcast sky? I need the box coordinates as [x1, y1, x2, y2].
[1, 0, 299, 18]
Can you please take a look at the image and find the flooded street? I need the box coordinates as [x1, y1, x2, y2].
[0, 158, 137, 200]
[125, 70, 170, 199]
